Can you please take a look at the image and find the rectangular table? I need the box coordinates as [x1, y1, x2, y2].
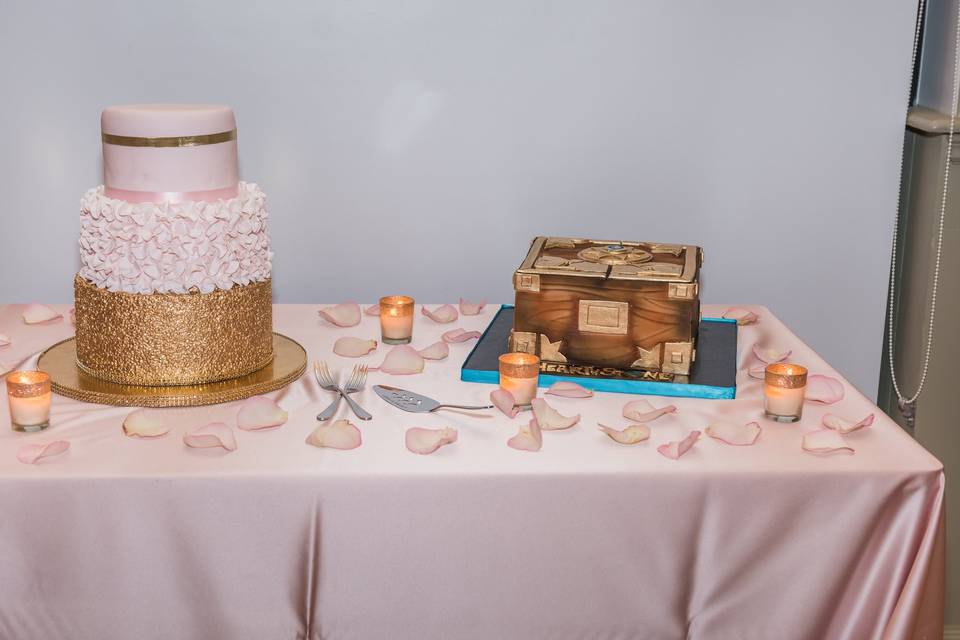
[0, 304, 945, 640]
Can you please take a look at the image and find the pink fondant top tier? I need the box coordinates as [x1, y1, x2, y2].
[101, 104, 239, 200]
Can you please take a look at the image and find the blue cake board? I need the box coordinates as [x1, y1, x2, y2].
[460, 306, 737, 400]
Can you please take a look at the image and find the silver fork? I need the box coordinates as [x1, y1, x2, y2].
[314, 362, 372, 421]
[314, 361, 343, 421]
[341, 364, 372, 421]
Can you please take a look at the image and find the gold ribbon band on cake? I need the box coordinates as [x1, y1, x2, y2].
[101, 129, 237, 148]
[73, 275, 274, 386]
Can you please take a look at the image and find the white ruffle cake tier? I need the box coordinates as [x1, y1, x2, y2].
[78, 181, 272, 295]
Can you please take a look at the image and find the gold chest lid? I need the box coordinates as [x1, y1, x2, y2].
[515, 237, 702, 283]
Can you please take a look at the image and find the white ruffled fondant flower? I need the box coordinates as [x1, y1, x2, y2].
[78, 183, 272, 294]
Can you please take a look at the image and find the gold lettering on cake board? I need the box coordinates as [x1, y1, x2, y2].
[540, 362, 676, 382]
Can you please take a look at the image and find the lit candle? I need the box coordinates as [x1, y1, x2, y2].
[498, 352, 541, 405]
[6, 370, 52, 432]
[764, 363, 807, 423]
[379, 295, 415, 344]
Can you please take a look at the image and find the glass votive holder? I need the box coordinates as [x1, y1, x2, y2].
[498, 352, 541, 405]
[764, 363, 807, 423]
[6, 370, 52, 432]
[380, 295, 415, 344]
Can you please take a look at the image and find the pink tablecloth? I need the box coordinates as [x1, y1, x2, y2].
[0, 304, 944, 640]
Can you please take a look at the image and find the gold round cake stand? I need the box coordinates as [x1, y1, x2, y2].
[38, 333, 307, 408]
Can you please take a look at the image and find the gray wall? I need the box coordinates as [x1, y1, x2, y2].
[0, 0, 919, 397]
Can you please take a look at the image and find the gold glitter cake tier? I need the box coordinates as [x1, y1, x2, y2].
[73, 275, 274, 386]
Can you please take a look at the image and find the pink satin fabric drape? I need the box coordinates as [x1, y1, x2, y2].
[0, 304, 944, 640]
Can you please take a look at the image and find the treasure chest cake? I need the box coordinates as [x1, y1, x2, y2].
[510, 237, 703, 376]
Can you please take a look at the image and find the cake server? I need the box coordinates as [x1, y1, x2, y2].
[373, 385, 493, 414]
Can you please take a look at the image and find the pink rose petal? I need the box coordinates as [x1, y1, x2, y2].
[507, 416, 543, 452]
[183, 422, 237, 451]
[545, 381, 593, 398]
[333, 337, 378, 357]
[318, 302, 362, 327]
[722, 307, 759, 325]
[657, 430, 701, 459]
[822, 412, 874, 434]
[458, 298, 486, 315]
[22, 304, 62, 325]
[530, 398, 580, 430]
[17, 440, 70, 464]
[371, 345, 425, 374]
[748, 365, 766, 379]
[806, 375, 845, 404]
[802, 428, 854, 454]
[0, 333, 10, 347]
[364, 304, 380, 316]
[421, 304, 459, 324]
[306, 418, 362, 450]
[752, 345, 791, 364]
[622, 399, 677, 423]
[491, 388, 521, 418]
[705, 421, 761, 446]
[405, 427, 458, 455]
[441, 328, 482, 343]
[122, 409, 169, 438]
[418, 341, 450, 361]
[237, 396, 288, 431]
[598, 422, 650, 445]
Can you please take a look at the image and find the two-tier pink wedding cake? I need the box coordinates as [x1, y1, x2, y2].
[73, 105, 275, 386]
